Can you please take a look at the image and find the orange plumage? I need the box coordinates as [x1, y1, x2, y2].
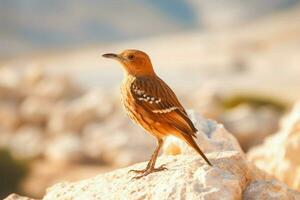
[103, 49, 212, 179]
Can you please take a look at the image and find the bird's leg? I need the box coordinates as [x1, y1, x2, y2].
[129, 138, 163, 174]
[129, 138, 167, 179]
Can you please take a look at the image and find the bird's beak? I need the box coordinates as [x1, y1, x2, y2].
[102, 53, 119, 59]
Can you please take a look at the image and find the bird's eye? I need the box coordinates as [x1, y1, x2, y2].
[128, 55, 135, 60]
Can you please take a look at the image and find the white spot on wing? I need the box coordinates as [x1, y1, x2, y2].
[152, 107, 178, 113]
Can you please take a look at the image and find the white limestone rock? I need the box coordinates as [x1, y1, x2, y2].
[81, 117, 155, 166]
[20, 96, 53, 125]
[43, 151, 299, 200]
[47, 89, 114, 134]
[163, 111, 243, 156]
[220, 104, 280, 151]
[45, 133, 84, 163]
[243, 180, 300, 200]
[8, 126, 45, 160]
[42, 112, 300, 200]
[43, 152, 249, 200]
[248, 101, 300, 191]
[4, 193, 37, 200]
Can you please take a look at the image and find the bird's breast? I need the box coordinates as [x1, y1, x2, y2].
[120, 76, 139, 121]
[121, 75, 135, 106]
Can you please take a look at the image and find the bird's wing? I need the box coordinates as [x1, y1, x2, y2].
[131, 76, 198, 137]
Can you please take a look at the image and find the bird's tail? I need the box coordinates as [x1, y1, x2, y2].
[181, 133, 212, 166]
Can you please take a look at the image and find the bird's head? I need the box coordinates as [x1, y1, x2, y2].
[102, 49, 155, 76]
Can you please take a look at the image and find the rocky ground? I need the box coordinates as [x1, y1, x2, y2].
[1, 4, 300, 200]
[248, 102, 300, 191]
[7, 113, 300, 200]
[0, 65, 285, 198]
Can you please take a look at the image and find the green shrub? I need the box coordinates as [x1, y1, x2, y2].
[221, 95, 288, 112]
[0, 148, 28, 199]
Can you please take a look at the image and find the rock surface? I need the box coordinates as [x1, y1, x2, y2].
[243, 180, 300, 200]
[220, 104, 281, 151]
[248, 102, 300, 191]
[4, 193, 37, 200]
[20, 161, 114, 199]
[43, 113, 299, 200]
[44, 152, 246, 200]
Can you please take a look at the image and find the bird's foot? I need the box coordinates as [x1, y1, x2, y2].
[129, 164, 168, 179]
[128, 168, 148, 174]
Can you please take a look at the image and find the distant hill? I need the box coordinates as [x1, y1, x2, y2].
[0, 0, 299, 58]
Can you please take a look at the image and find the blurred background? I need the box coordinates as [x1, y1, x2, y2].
[1, 0, 300, 198]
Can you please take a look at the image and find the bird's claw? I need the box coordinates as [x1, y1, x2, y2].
[129, 164, 168, 180]
[154, 164, 167, 171]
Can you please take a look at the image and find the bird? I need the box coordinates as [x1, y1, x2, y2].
[102, 49, 212, 179]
